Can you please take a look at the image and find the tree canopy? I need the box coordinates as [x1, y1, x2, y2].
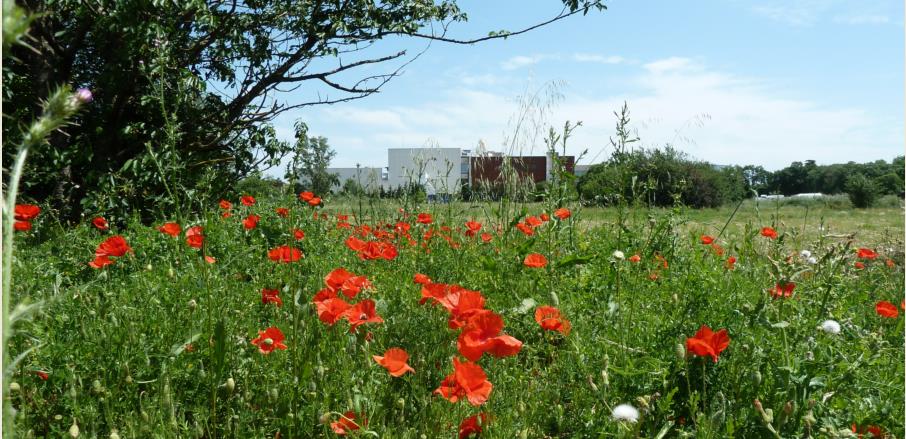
[4, 0, 605, 221]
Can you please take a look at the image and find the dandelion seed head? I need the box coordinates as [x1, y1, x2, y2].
[820, 320, 841, 334]
[611, 403, 639, 422]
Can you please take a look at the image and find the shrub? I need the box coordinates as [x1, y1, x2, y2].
[845, 174, 879, 208]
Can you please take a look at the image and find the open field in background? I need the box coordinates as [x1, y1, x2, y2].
[324, 198, 905, 249]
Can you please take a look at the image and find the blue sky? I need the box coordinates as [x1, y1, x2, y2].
[265, 0, 903, 178]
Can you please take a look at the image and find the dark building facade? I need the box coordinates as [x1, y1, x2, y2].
[470, 155, 575, 186]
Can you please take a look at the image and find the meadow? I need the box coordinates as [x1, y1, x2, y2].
[5, 194, 904, 438]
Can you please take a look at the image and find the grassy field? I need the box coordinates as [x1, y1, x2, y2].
[6, 195, 904, 438]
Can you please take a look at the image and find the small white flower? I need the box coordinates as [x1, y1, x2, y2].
[807, 257, 818, 265]
[612, 250, 625, 260]
[820, 320, 841, 335]
[611, 404, 639, 423]
[800, 250, 812, 259]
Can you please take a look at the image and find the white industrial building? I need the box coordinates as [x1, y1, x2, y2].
[325, 147, 469, 195]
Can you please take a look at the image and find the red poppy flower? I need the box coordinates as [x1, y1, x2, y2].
[14, 204, 40, 222]
[655, 254, 668, 269]
[204, 255, 216, 264]
[342, 236, 365, 253]
[875, 301, 899, 318]
[523, 216, 540, 228]
[465, 221, 482, 237]
[33, 370, 49, 381]
[158, 222, 181, 237]
[275, 207, 289, 217]
[886, 258, 895, 268]
[268, 245, 302, 263]
[221, 211, 232, 219]
[438, 288, 486, 329]
[856, 248, 878, 260]
[457, 311, 522, 361]
[480, 233, 493, 243]
[540, 213, 550, 222]
[414, 273, 432, 285]
[325, 268, 373, 298]
[341, 299, 383, 332]
[184, 343, 195, 352]
[534, 306, 571, 335]
[14, 221, 32, 231]
[293, 228, 305, 240]
[760, 227, 778, 239]
[458, 413, 489, 439]
[243, 214, 260, 230]
[710, 243, 725, 256]
[419, 282, 456, 306]
[89, 255, 113, 269]
[515, 222, 534, 236]
[314, 292, 352, 325]
[250, 326, 287, 354]
[240, 195, 255, 206]
[308, 197, 321, 206]
[553, 207, 571, 220]
[854, 261, 865, 270]
[685, 324, 730, 363]
[372, 348, 415, 377]
[628, 254, 641, 263]
[417, 213, 433, 224]
[523, 253, 548, 268]
[185, 226, 204, 248]
[360, 241, 398, 260]
[851, 424, 884, 438]
[219, 200, 232, 210]
[331, 411, 365, 435]
[769, 282, 795, 299]
[434, 357, 493, 406]
[299, 191, 314, 201]
[725, 256, 737, 270]
[96, 235, 133, 257]
[92, 217, 109, 231]
[700, 235, 714, 245]
[261, 288, 283, 307]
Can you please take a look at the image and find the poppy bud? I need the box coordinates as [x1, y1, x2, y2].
[141, 411, 149, 422]
[225, 377, 235, 394]
[69, 421, 80, 437]
[9, 382, 20, 393]
[319, 413, 330, 425]
[587, 375, 598, 392]
[396, 398, 405, 409]
[600, 370, 609, 386]
[168, 268, 175, 278]
[672, 293, 679, 304]
[125, 375, 133, 384]
[92, 380, 103, 394]
[109, 430, 121, 439]
[675, 343, 685, 361]
[145, 264, 153, 271]
[188, 299, 197, 311]
[268, 388, 278, 401]
[750, 371, 762, 387]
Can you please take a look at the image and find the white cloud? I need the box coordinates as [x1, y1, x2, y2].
[751, 4, 819, 26]
[500, 55, 545, 70]
[642, 57, 697, 74]
[833, 14, 890, 25]
[572, 53, 625, 64]
[267, 56, 901, 178]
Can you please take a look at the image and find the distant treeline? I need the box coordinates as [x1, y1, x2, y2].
[577, 147, 904, 208]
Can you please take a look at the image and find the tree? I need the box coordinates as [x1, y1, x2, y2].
[845, 174, 878, 208]
[4, 0, 606, 220]
[294, 122, 339, 195]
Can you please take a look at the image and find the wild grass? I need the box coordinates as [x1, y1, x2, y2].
[5, 194, 904, 438]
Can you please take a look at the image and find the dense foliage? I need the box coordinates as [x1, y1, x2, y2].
[6, 195, 904, 438]
[576, 108, 904, 209]
[3, 0, 604, 222]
